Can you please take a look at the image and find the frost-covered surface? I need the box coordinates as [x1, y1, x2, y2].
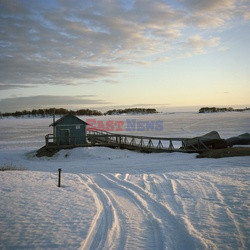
[0, 112, 250, 249]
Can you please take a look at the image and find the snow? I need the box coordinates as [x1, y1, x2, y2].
[0, 171, 95, 249]
[0, 112, 249, 249]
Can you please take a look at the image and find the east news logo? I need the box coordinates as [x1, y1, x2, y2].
[86, 119, 163, 132]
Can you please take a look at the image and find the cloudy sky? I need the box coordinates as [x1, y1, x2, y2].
[0, 0, 250, 112]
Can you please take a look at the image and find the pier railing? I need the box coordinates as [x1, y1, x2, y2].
[86, 129, 209, 152]
[45, 128, 210, 152]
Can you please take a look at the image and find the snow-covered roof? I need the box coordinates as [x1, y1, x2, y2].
[49, 114, 87, 127]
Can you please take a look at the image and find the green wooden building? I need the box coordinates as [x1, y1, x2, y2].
[49, 114, 87, 146]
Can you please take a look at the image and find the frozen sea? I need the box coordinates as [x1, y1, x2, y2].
[0, 112, 249, 249]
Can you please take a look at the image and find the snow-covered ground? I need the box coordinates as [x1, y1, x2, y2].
[0, 112, 250, 249]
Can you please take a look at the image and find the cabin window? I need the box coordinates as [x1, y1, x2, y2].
[76, 125, 81, 129]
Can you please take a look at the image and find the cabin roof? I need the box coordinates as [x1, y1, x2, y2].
[50, 114, 87, 127]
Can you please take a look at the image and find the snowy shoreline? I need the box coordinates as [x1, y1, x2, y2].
[0, 113, 249, 249]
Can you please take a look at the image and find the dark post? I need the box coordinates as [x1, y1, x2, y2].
[58, 168, 62, 187]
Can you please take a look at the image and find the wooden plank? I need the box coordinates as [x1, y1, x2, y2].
[46, 130, 206, 153]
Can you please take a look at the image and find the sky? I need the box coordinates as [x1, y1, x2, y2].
[0, 0, 250, 113]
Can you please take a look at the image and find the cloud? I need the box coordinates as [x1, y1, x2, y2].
[185, 35, 220, 54]
[154, 56, 171, 63]
[0, 0, 187, 89]
[189, 14, 227, 28]
[0, 95, 111, 112]
[0, 0, 247, 91]
[0, 84, 35, 90]
[179, 0, 235, 12]
[179, 0, 239, 28]
[0, 57, 119, 87]
[243, 10, 250, 20]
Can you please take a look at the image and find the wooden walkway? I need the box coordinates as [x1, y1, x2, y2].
[45, 129, 210, 153]
[86, 129, 209, 153]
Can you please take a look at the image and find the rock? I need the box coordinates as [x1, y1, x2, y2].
[183, 131, 227, 150]
[36, 146, 59, 157]
[226, 133, 250, 147]
[197, 147, 250, 158]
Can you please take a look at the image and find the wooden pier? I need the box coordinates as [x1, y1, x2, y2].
[45, 129, 210, 153]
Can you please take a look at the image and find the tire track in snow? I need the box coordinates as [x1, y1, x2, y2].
[143, 174, 177, 216]
[161, 173, 184, 214]
[105, 173, 202, 249]
[196, 174, 246, 249]
[91, 174, 130, 250]
[144, 175, 213, 249]
[166, 175, 218, 249]
[78, 175, 121, 250]
[99, 174, 165, 250]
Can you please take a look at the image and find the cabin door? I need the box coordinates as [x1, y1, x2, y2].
[60, 129, 70, 145]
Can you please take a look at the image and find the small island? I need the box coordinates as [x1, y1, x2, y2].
[104, 108, 158, 115]
[199, 107, 250, 113]
[0, 107, 158, 118]
[0, 108, 103, 118]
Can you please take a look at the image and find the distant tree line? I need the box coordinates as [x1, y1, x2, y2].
[0, 108, 102, 117]
[199, 107, 250, 113]
[0, 107, 158, 118]
[104, 108, 158, 115]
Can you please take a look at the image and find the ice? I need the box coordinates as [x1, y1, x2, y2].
[0, 112, 249, 249]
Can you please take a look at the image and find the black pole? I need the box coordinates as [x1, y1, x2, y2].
[58, 168, 62, 187]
